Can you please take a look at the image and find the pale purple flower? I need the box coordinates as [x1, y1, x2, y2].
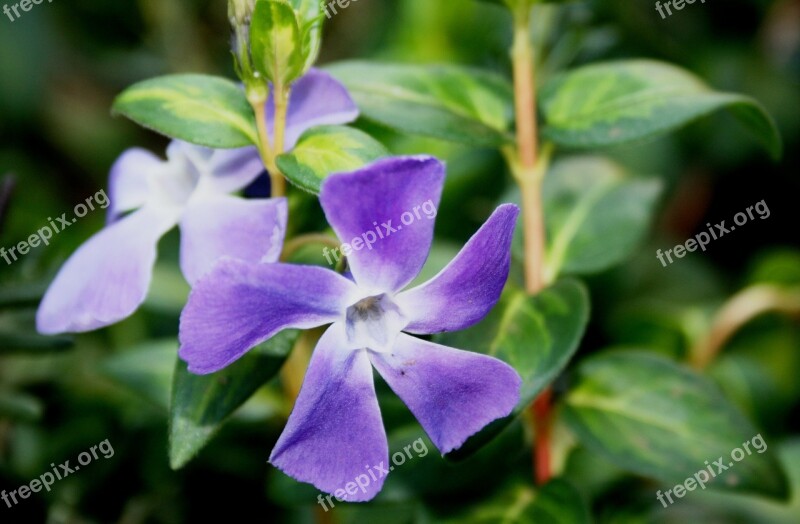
[179, 156, 522, 501]
[36, 141, 285, 335]
[37, 69, 358, 334]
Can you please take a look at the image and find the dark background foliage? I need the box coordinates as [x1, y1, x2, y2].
[1, 0, 798, 522]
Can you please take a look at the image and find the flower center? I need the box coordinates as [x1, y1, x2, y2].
[344, 293, 406, 352]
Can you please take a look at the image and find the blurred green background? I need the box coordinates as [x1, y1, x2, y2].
[1, 0, 799, 522]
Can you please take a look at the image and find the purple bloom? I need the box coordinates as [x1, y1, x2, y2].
[179, 156, 522, 501]
[36, 141, 285, 335]
[264, 69, 359, 150]
[37, 69, 359, 335]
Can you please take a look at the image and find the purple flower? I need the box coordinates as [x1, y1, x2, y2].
[263, 69, 359, 150]
[37, 70, 358, 335]
[36, 141, 285, 335]
[179, 156, 522, 501]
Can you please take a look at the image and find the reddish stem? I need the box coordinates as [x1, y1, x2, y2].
[532, 387, 553, 485]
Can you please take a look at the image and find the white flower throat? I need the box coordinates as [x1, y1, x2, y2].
[344, 293, 407, 352]
[148, 146, 212, 209]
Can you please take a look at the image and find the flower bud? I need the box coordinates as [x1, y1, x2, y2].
[228, 0, 266, 100]
[228, 0, 255, 28]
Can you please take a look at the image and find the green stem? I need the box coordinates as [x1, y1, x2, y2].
[250, 97, 285, 198]
[280, 233, 341, 262]
[248, 84, 290, 198]
[280, 329, 321, 405]
[511, 9, 546, 296]
[274, 83, 290, 158]
[509, 4, 554, 486]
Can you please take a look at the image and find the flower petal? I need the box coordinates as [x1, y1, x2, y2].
[167, 141, 265, 194]
[266, 69, 359, 151]
[179, 261, 356, 374]
[206, 146, 265, 194]
[397, 204, 519, 334]
[107, 148, 159, 223]
[37, 207, 176, 334]
[320, 156, 445, 292]
[179, 195, 287, 285]
[370, 334, 521, 454]
[270, 324, 388, 502]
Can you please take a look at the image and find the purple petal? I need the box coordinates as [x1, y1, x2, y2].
[270, 324, 388, 502]
[319, 156, 445, 292]
[179, 195, 287, 285]
[265, 69, 359, 151]
[370, 334, 521, 454]
[107, 148, 159, 223]
[179, 261, 357, 374]
[206, 146, 265, 194]
[167, 141, 265, 194]
[397, 204, 519, 334]
[37, 207, 177, 334]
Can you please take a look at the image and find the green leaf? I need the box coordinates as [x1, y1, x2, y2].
[543, 156, 662, 279]
[143, 263, 191, 314]
[169, 330, 299, 470]
[100, 340, 177, 409]
[674, 440, 800, 523]
[433, 479, 590, 524]
[326, 61, 514, 147]
[0, 331, 72, 353]
[437, 280, 589, 459]
[709, 324, 800, 430]
[287, 0, 321, 21]
[276, 125, 389, 193]
[563, 351, 790, 499]
[527, 479, 591, 524]
[112, 74, 258, 148]
[481, 0, 571, 7]
[540, 60, 782, 159]
[0, 390, 43, 422]
[388, 423, 529, 499]
[746, 248, 800, 287]
[0, 309, 72, 354]
[287, 0, 323, 73]
[0, 282, 48, 309]
[251, 0, 304, 86]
